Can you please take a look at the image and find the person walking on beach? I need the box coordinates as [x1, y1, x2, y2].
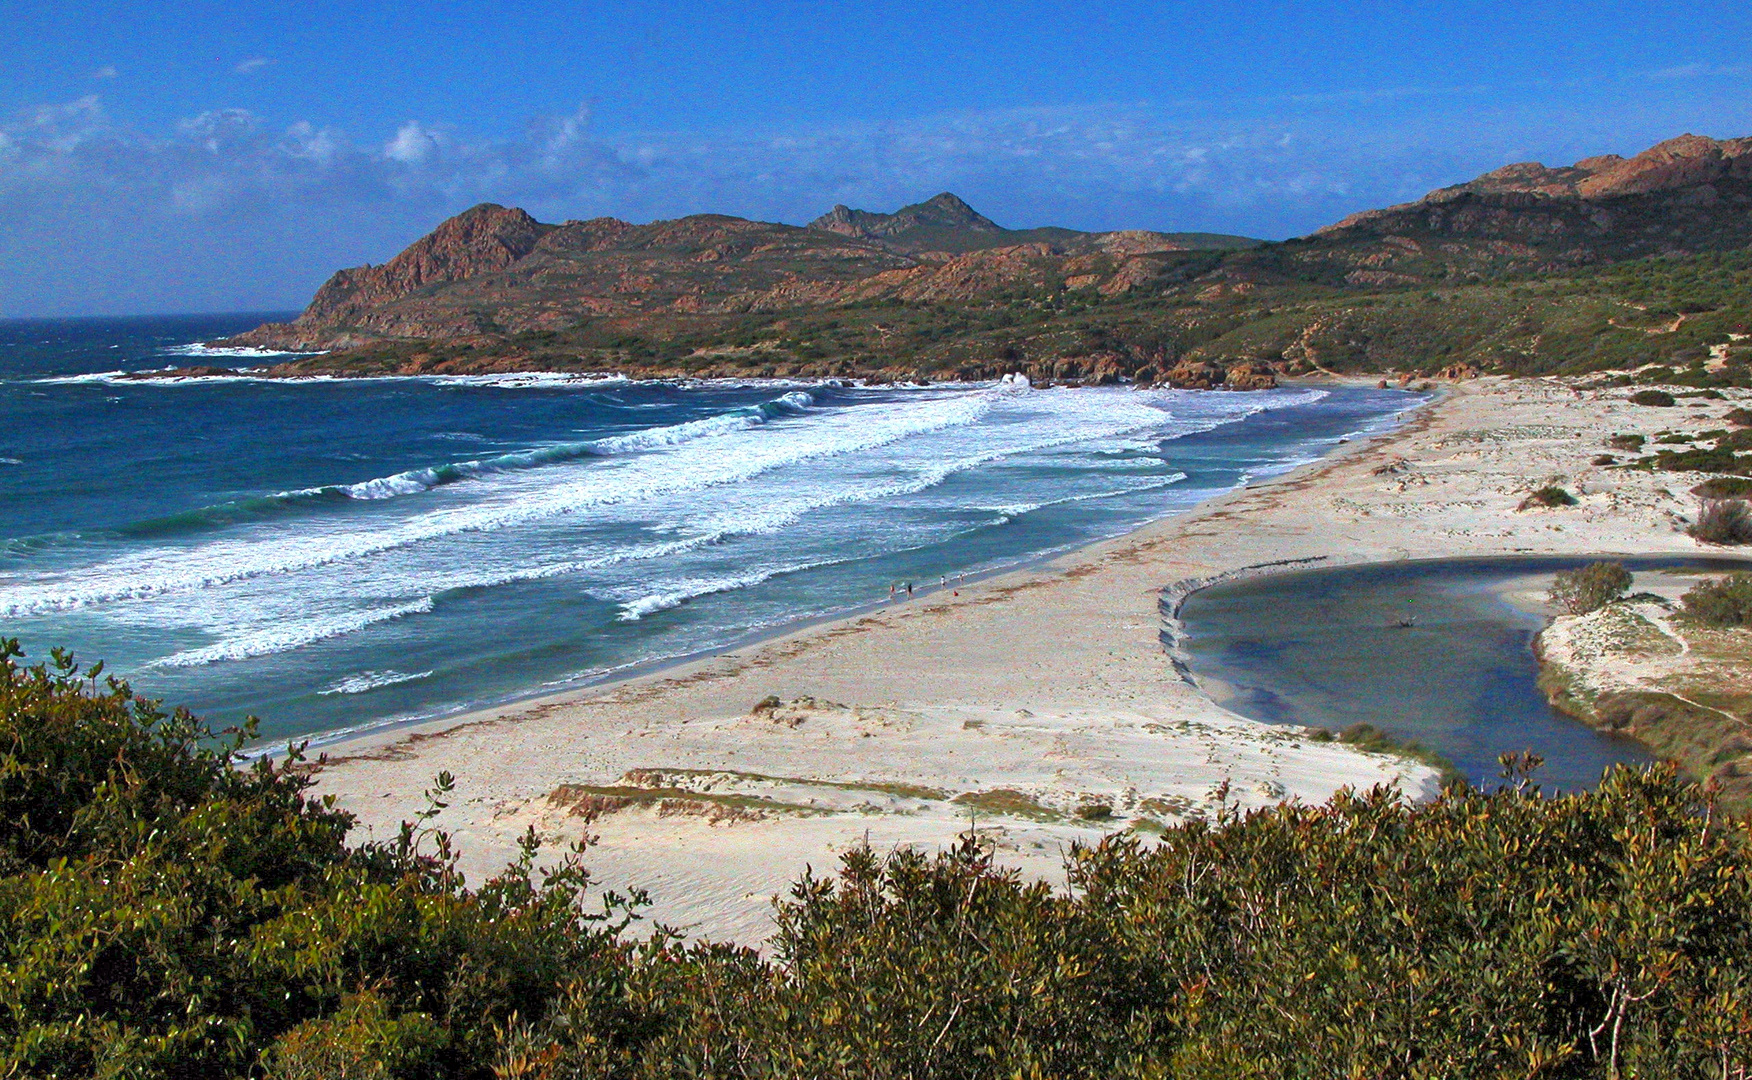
[906, 582, 913, 597]
[889, 583, 896, 600]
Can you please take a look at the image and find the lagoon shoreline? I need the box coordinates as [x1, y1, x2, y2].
[308, 374, 1744, 942]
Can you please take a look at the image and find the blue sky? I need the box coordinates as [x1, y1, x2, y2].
[3, 0, 1749, 316]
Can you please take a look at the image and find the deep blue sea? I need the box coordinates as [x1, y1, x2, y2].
[0, 314, 1424, 747]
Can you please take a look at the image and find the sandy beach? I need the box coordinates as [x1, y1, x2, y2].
[309, 375, 1735, 943]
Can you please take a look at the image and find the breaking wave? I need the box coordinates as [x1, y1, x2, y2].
[148, 597, 436, 668]
[0, 389, 993, 616]
[331, 390, 817, 501]
[319, 669, 436, 696]
[161, 343, 310, 358]
[30, 391, 821, 544]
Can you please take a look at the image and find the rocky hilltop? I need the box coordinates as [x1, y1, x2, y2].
[232, 195, 1256, 356]
[809, 192, 1007, 248]
[805, 192, 1253, 256]
[226, 134, 1752, 386]
[1292, 134, 1752, 286]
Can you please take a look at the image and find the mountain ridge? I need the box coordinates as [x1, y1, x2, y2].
[1292, 134, 1752, 284]
[810, 192, 1004, 242]
[224, 133, 1752, 387]
[229, 194, 1261, 352]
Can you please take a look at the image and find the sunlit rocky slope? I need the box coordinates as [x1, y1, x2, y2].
[227, 134, 1752, 386]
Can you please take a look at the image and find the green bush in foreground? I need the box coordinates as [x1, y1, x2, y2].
[1548, 561, 1633, 614]
[0, 642, 645, 1080]
[3, 640, 1752, 1079]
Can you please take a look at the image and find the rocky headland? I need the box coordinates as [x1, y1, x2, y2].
[213, 134, 1752, 389]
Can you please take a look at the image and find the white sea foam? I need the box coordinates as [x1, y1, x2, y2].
[0, 389, 995, 617]
[319, 669, 435, 695]
[161, 343, 311, 358]
[616, 562, 829, 621]
[414, 372, 629, 389]
[146, 597, 435, 668]
[35, 370, 130, 385]
[34, 367, 269, 386]
[315, 389, 815, 502]
[420, 534, 731, 596]
[36, 365, 626, 389]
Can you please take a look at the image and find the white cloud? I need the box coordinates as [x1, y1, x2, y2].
[234, 57, 272, 74]
[384, 121, 439, 164]
[177, 108, 260, 152]
[282, 120, 339, 164]
[92, 65, 118, 80]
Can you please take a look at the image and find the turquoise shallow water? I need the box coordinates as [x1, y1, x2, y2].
[1, 314, 1424, 747]
[1176, 557, 1752, 791]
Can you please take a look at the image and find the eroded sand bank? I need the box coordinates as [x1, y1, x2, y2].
[310, 376, 1732, 943]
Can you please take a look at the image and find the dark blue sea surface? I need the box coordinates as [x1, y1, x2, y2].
[1, 314, 1424, 746]
[1173, 558, 1746, 791]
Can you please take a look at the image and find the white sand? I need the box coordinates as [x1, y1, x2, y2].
[309, 375, 1738, 943]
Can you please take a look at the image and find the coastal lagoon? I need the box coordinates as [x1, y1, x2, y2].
[1174, 557, 1749, 791]
[1, 315, 1424, 746]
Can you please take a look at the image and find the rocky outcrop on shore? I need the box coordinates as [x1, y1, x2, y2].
[1145, 359, 1278, 390]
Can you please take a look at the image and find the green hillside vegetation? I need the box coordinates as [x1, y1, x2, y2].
[4, 639, 1749, 1078]
[267, 247, 1752, 385]
[1167, 249, 1752, 379]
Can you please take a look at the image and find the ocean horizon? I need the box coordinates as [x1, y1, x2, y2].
[0, 314, 1424, 747]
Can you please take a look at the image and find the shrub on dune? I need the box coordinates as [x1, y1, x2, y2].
[1518, 485, 1579, 509]
[1691, 476, 1752, 500]
[1547, 561, 1632, 614]
[1689, 498, 1752, 545]
[1680, 572, 1752, 626]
